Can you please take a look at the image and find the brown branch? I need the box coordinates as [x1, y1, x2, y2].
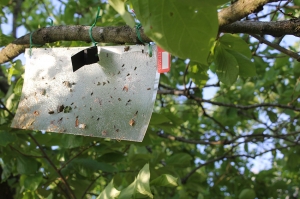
[29, 134, 76, 199]
[80, 174, 102, 199]
[227, 143, 298, 159]
[220, 19, 300, 37]
[250, 34, 300, 61]
[0, 25, 150, 64]
[157, 131, 226, 145]
[181, 153, 229, 184]
[12, 0, 22, 38]
[181, 141, 295, 184]
[0, 100, 14, 117]
[158, 88, 300, 112]
[218, 0, 279, 27]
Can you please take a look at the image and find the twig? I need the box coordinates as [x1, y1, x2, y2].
[0, 100, 15, 117]
[157, 131, 226, 145]
[10, 145, 44, 158]
[183, 64, 189, 94]
[250, 34, 300, 61]
[58, 142, 97, 171]
[29, 134, 76, 199]
[198, 103, 235, 136]
[81, 174, 102, 199]
[181, 154, 228, 184]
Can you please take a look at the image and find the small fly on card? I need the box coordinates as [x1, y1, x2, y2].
[157, 46, 171, 73]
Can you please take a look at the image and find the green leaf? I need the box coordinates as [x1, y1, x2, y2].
[108, 0, 135, 27]
[267, 111, 277, 123]
[61, 134, 83, 148]
[188, 62, 209, 88]
[0, 32, 14, 47]
[286, 152, 300, 170]
[20, 173, 43, 191]
[118, 177, 136, 199]
[214, 44, 239, 85]
[131, 0, 218, 64]
[13, 77, 24, 96]
[135, 163, 153, 198]
[238, 189, 256, 199]
[228, 50, 256, 77]
[252, 128, 265, 135]
[166, 153, 192, 167]
[150, 174, 178, 187]
[118, 163, 153, 199]
[0, 131, 17, 146]
[17, 155, 39, 175]
[97, 179, 120, 199]
[70, 158, 117, 174]
[150, 112, 170, 125]
[219, 34, 252, 58]
[100, 152, 125, 163]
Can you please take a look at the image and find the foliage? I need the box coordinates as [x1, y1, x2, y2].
[1, 0, 300, 198]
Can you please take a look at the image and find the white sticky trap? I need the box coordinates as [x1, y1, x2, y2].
[11, 45, 160, 142]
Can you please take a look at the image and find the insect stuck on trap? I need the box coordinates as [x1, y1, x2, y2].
[129, 119, 135, 126]
[78, 123, 87, 129]
[124, 46, 130, 52]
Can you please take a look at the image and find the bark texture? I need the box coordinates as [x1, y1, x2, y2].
[0, 25, 150, 64]
[218, 0, 275, 27]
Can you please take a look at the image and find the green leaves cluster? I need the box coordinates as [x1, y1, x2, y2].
[213, 34, 256, 85]
[110, 0, 255, 85]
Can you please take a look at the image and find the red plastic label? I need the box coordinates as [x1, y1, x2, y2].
[157, 46, 170, 73]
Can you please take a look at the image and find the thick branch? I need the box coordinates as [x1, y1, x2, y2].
[218, 0, 277, 27]
[0, 25, 150, 64]
[220, 19, 300, 37]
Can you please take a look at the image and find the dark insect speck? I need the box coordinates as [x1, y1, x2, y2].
[57, 105, 64, 113]
[124, 46, 130, 52]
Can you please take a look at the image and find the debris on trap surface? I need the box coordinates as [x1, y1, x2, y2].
[11, 45, 160, 142]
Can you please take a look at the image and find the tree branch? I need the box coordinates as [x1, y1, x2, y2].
[158, 88, 300, 112]
[250, 34, 300, 61]
[0, 25, 150, 64]
[58, 142, 97, 171]
[157, 131, 227, 145]
[220, 19, 300, 37]
[218, 0, 279, 27]
[0, 100, 14, 117]
[29, 134, 76, 199]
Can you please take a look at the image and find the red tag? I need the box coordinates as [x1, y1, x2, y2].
[157, 46, 171, 73]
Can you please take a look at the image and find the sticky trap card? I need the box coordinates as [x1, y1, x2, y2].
[11, 45, 160, 142]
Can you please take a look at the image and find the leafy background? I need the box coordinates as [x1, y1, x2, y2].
[1, 0, 300, 198]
